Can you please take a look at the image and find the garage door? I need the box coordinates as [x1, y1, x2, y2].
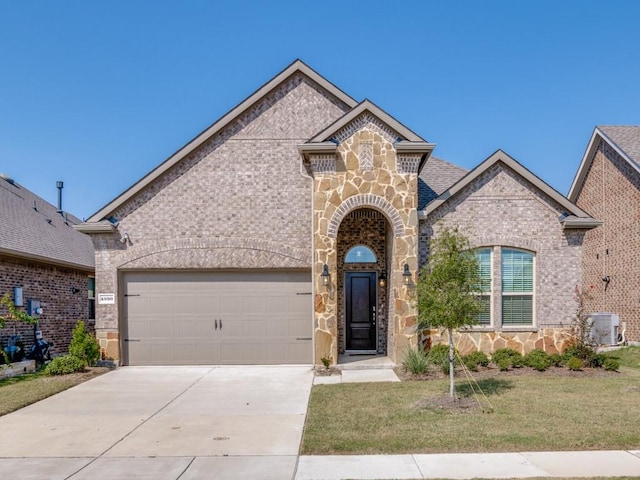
[122, 271, 312, 365]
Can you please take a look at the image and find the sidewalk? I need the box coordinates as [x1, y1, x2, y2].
[294, 450, 640, 479]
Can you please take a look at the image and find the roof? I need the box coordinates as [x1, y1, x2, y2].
[84, 59, 358, 224]
[569, 125, 640, 201]
[418, 156, 468, 209]
[308, 99, 428, 143]
[0, 175, 94, 271]
[419, 149, 601, 230]
[299, 99, 435, 172]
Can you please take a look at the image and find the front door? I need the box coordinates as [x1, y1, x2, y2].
[345, 272, 376, 351]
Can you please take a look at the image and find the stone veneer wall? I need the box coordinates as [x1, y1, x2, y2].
[420, 163, 587, 354]
[336, 209, 388, 354]
[0, 255, 91, 356]
[90, 73, 352, 362]
[312, 119, 420, 365]
[575, 139, 640, 342]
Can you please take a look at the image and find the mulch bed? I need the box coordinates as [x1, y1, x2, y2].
[395, 364, 616, 381]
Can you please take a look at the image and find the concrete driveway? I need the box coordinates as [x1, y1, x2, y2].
[0, 366, 313, 479]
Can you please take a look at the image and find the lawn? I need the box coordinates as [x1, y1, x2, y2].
[302, 347, 640, 455]
[0, 367, 109, 416]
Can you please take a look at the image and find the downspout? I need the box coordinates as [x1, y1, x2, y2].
[300, 153, 315, 365]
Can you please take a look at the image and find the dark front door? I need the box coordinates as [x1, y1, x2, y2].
[345, 272, 376, 351]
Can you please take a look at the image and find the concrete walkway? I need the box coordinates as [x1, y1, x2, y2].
[1, 365, 639, 479]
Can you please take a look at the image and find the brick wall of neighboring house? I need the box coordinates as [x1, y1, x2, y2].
[575, 139, 640, 342]
[91, 73, 352, 359]
[420, 163, 587, 354]
[0, 255, 92, 358]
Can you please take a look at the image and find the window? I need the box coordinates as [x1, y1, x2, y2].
[501, 249, 534, 325]
[471, 247, 535, 328]
[345, 245, 377, 263]
[475, 248, 492, 325]
[88, 277, 95, 320]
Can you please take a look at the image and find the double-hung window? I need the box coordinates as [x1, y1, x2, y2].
[475, 248, 492, 325]
[501, 249, 534, 325]
[472, 247, 535, 327]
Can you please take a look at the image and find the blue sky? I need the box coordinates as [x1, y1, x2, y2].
[1, 1, 639, 220]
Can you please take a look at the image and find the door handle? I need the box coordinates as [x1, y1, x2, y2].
[220, 319, 223, 330]
[215, 319, 218, 330]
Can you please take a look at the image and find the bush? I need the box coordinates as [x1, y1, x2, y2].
[523, 349, 551, 371]
[68, 321, 100, 367]
[403, 347, 429, 375]
[45, 355, 86, 375]
[563, 344, 596, 364]
[567, 357, 583, 371]
[492, 348, 523, 368]
[462, 351, 490, 372]
[497, 358, 511, 371]
[427, 344, 458, 375]
[548, 353, 563, 367]
[603, 357, 621, 372]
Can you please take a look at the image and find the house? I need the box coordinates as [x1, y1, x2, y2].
[569, 126, 640, 343]
[76, 60, 599, 366]
[0, 174, 95, 356]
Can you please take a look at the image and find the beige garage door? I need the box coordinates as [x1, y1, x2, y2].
[122, 271, 312, 365]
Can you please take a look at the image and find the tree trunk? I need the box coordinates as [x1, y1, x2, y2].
[448, 327, 455, 399]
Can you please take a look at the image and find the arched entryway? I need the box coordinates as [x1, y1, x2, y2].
[336, 208, 392, 356]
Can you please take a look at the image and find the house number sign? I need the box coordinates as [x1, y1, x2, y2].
[98, 293, 115, 305]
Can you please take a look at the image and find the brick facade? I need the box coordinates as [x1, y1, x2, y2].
[575, 139, 640, 342]
[90, 73, 352, 360]
[0, 255, 92, 357]
[420, 163, 587, 354]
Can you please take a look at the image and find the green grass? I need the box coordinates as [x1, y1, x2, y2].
[0, 367, 108, 416]
[302, 347, 640, 455]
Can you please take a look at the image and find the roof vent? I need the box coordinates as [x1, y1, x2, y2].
[0, 173, 15, 185]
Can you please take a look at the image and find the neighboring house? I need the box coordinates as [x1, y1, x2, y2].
[0, 174, 95, 356]
[569, 126, 640, 343]
[76, 60, 599, 366]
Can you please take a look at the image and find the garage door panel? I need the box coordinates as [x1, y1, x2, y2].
[123, 271, 311, 365]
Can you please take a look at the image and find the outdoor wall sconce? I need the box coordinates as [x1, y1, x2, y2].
[71, 287, 80, 294]
[403, 264, 412, 285]
[13, 286, 23, 307]
[378, 270, 387, 288]
[321, 264, 330, 287]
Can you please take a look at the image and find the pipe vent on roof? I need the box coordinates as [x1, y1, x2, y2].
[0, 173, 15, 185]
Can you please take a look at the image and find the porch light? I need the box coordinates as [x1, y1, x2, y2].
[378, 270, 387, 288]
[321, 264, 330, 287]
[403, 264, 412, 285]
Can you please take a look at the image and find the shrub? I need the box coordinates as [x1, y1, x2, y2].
[403, 347, 429, 375]
[603, 357, 621, 372]
[427, 344, 458, 374]
[567, 357, 583, 371]
[497, 358, 511, 371]
[462, 351, 490, 372]
[548, 353, 563, 367]
[523, 349, 551, 371]
[68, 321, 100, 367]
[563, 344, 596, 364]
[45, 355, 86, 375]
[492, 348, 523, 367]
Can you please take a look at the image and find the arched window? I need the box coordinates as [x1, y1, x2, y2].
[345, 245, 377, 263]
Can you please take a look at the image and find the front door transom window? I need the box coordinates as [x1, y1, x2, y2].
[345, 245, 377, 263]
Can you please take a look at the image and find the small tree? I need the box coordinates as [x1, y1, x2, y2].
[68, 320, 101, 367]
[417, 227, 483, 398]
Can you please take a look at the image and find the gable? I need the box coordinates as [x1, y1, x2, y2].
[569, 126, 640, 202]
[421, 150, 600, 229]
[84, 60, 357, 224]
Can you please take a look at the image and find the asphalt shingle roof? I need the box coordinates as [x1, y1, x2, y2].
[418, 156, 468, 210]
[0, 175, 94, 270]
[598, 125, 640, 167]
